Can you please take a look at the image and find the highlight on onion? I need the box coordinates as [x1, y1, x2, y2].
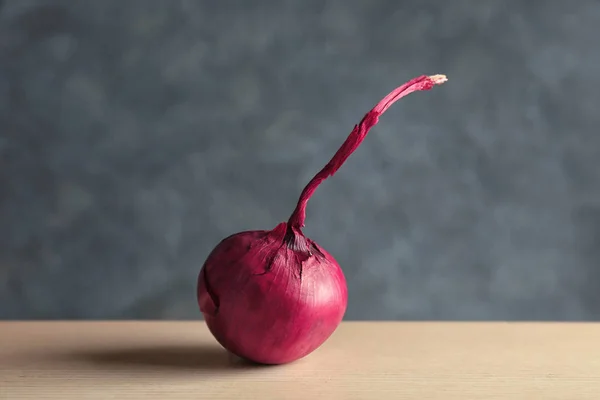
[197, 74, 447, 365]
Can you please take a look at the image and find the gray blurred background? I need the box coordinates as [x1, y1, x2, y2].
[1, 0, 599, 320]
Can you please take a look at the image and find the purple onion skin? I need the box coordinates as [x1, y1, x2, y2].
[197, 75, 447, 365]
[198, 222, 348, 365]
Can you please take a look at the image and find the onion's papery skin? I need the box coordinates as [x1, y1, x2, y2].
[197, 74, 447, 365]
[198, 222, 347, 365]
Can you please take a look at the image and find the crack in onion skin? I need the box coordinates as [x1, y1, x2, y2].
[197, 74, 447, 365]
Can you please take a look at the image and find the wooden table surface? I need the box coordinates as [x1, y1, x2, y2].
[1, 322, 599, 399]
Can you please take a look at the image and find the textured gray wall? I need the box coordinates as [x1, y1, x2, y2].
[1, 0, 599, 320]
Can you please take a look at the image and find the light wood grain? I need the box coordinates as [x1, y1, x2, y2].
[1, 322, 599, 399]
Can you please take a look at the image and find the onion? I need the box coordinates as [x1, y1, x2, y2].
[197, 74, 447, 364]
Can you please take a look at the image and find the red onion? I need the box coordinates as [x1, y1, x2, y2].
[197, 74, 447, 364]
